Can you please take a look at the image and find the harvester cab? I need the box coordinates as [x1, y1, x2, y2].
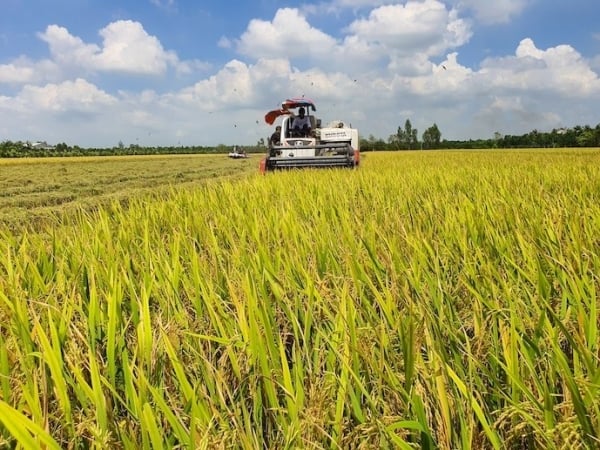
[261, 98, 360, 172]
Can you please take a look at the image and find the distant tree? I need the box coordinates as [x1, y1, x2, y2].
[404, 119, 412, 146]
[406, 119, 416, 149]
[422, 123, 441, 149]
[396, 125, 407, 149]
[372, 138, 387, 151]
[576, 126, 596, 147]
[55, 142, 68, 153]
[362, 134, 386, 151]
[528, 129, 540, 147]
[396, 119, 419, 149]
[410, 128, 418, 150]
[388, 133, 400, 150]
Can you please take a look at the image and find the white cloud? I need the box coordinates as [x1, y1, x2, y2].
[0, 60, 36, 84]
[237, 8, 337, 61]
[172, 58, 298, 113]
[237, 7, 380, 73]
[36, 20, 198, 77]
[0, 55, 68, 85]
[480, 38, 600, 96]
[236, 3, 470, 75]
[38, 25, 100, 72]
[338, 1, 472, 75]
[0, 78, 119, 144]
[403, 52, 474, 97]
[14, 78, 116, 112]
[95, 21, 179, 74]
[346, 0, 471, 57]
[458, 39, 600, 136]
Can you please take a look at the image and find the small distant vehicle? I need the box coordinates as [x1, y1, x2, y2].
[228, 146, 248, 159]
[260, 98, 360, 172]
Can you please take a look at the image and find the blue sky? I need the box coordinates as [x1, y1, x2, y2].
[1, 0, 599, 147]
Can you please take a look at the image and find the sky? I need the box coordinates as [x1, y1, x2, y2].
[1, 0, 600, 148]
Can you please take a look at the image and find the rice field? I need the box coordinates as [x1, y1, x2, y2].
[0, 154, 256, 230]
[0, 149, 599, 449]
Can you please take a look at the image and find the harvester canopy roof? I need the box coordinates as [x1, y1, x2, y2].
[282, 98, 316, 111]
[264, 97, 317, 125]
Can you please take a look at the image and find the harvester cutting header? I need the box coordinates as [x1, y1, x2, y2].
[260, 98, 360, 172]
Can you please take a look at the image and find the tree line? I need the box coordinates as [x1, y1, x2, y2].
[2, 121, 600, 157]
[0, 141, 264, 158]
[361, 120, 600, 151]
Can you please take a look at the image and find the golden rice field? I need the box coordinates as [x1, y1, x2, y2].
[0, 149, 599, 449]
[0, 153, 255, 230]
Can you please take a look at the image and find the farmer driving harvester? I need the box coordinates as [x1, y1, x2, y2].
[289, 106, 312, 137]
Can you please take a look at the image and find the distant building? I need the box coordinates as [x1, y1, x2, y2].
[27, 141, 55, 150]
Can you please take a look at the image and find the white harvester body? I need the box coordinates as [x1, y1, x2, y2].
[261, 99, 360, 172]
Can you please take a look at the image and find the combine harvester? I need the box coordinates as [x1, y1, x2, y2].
[228, 146, 248, 159]
[260, 98, 360, 172]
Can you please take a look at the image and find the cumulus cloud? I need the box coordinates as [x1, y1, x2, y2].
[346, 0, 471, 57]
[237, 8, 337, 61]
[0, 78, 119, 143]
[0, 60, 36, 84]
[237, 8, 379, 73]
[37, 21, 183, 75]
[402, 52, 474, 98]
[172, 58, 297, 113]
[38, 25, 99, 69]
[0, 56, 64, 85]
[96, 21, 180, 74]
[480, 38, 600, 96]
[236, 2, 471, 75]
[458, 39, 600, 136]
[14, 78, 116, 112]
[0, 30, 206, 87]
